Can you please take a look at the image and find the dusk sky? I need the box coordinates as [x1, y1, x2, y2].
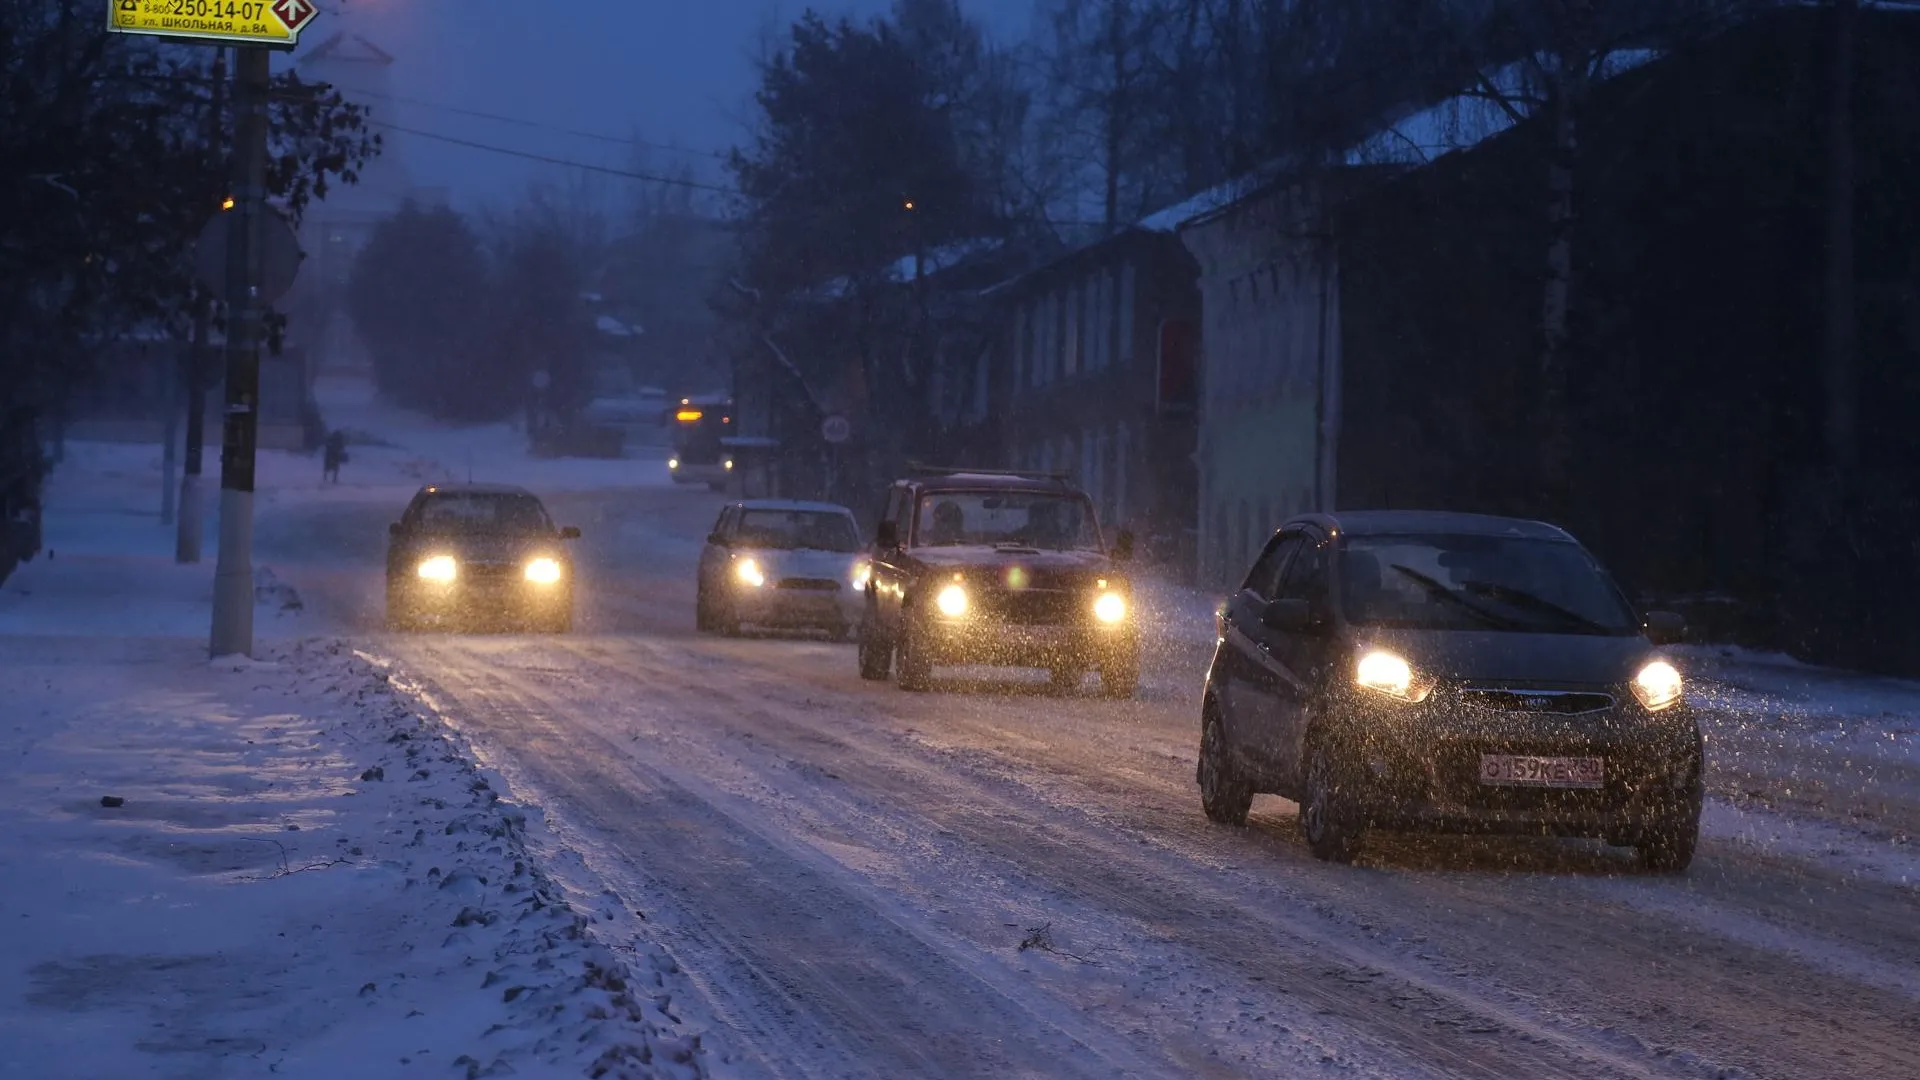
[305, 0, 1038, 213]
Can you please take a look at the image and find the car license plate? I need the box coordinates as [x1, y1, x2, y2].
[1478, 754, 1604, 789]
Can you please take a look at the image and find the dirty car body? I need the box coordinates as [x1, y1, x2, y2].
[1199, 511, 1702, 872]
[859, 468, 1140, 697]
[384, 484, 580, 633]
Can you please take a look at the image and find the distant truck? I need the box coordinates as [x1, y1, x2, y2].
[666, 394, 734, 491]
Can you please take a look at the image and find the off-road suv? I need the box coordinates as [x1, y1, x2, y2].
[857, 466, 1140, 696]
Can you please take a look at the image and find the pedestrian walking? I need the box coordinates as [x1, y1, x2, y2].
[323, 430, 347, 484]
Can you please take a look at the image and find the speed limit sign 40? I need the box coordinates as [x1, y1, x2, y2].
[821, 415, 852, 444]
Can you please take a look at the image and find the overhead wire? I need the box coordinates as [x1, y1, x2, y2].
[366, 121, 737, 194]
[349, 87, 729, 160]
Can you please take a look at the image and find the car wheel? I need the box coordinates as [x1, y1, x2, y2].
[1099, 654, 1139, 699]
[1301, 735, 1364, 863]
[895, 618, 931, 692]
[1636, 775, 1703, 874]
[857, 618, 891, 681]
[1049, 665, 1083, 694]
[1198, 704, 1253, 826]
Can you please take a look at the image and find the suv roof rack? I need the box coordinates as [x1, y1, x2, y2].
[904, 463, 1073, 483]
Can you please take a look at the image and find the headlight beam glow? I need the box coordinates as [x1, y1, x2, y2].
[934, 583, 968, 618]
[735, 558, 766, 588]
[1633, 659, 1684, 711]
[1093, 591, 1127, 624]
[524, 556, 563, 584]
[1355, 650, 1428, 702]
[417, 555, 457, 582]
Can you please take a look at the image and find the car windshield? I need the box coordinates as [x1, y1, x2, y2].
[415, 494, 552, 534]
[1339, 533, 1638, 636]
[915, 491, 1101, 551]
[736, 510, 859, 552]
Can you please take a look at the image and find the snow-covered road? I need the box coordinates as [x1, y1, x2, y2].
[261, 481, 1920, 1080]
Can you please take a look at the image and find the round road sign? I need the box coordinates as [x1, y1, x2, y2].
[194, 206, 304, 303]
[821, 414, 852, 444]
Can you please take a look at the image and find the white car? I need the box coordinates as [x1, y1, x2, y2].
[696, 500, 869, 639]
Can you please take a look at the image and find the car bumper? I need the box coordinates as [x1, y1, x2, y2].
[1335, 698, 1702, 838]
[728, 586, 858, 628]
[917, 616, 1138, 669]
[393, 579, 572, 624]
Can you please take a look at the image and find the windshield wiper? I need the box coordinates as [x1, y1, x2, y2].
[1387, 564, 1523, 630]
[1458, 580, 1612, 634]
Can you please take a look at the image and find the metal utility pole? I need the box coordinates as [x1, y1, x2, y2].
[179, 47, 226, 565]
[209, 46, 269, 658]
[1822, 0, 1857, 484]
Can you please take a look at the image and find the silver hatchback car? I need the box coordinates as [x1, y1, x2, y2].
[696, 500, 869, 639]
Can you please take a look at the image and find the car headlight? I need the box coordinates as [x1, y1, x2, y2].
[735, 558, 765, 588]
[934, 583, 968, 618]
[1632, 659, 1684, 711]
[724, 458, 735, 470]
[417, 555, 457, 582]
[668, 457, 679, 470]
[852, 561, 871, 591]
[1093, 591, 1127, 624]
[524, 556, 563, 585]
[1355, 650, 1430, 703]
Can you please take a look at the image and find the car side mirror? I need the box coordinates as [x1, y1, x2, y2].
[1261, 597, 1312, 633]
[1643, 610, 1686, 646]
[875, 521, 899, 550]
[388, 522, 402, 538]
[1111, 529, 1136, 563]
[559, 526, 582, 540]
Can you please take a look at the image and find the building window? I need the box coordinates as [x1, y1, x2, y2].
[1118, 261, 1136, 367]
[1012, 306, 1028, 392]
[1113, 423, 1129, 528]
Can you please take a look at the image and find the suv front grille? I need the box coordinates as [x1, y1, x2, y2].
[983, 590, 1078, 625]
[1458, 688, 1615, 715]
[777, 578, 840, 591]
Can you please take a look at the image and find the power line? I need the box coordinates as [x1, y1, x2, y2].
[351, 87, 729, 160]
[368, 121, 736, 193]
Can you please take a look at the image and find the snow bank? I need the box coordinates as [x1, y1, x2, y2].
[0, 635, 714, 1079]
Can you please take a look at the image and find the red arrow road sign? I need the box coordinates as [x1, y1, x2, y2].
[272, 0, 317, 31]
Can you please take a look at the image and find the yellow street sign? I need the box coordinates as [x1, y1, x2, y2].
[107, 0, 320, 48]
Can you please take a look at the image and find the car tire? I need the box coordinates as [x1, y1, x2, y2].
[384, 583, 413, 633]
[1301, 735, 1364, 863]
[895, 618, 931, 692]
[1198, 705, 1253, 826]
[857, 619, 891, 681]
[1636, 776, 1703, 874]
[1100, 654, 1139, 699]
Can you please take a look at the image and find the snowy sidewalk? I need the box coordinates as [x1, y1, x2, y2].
[0, 441, 717, 1079]
[0, 636, 706, 1079]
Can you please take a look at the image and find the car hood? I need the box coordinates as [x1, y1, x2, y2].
[912, 546, 1114, 583]
[739, 547, 862, 580]
[412, 533, 560, 565]
[1355, 628, 1655, 687]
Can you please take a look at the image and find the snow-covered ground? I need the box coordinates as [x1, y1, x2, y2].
[0, 394, 731, 1078]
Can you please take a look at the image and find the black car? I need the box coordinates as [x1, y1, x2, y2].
[384, 484, 581, 632]
[1198, 511, 1702, 872]
[859, 466, 1139, 696]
